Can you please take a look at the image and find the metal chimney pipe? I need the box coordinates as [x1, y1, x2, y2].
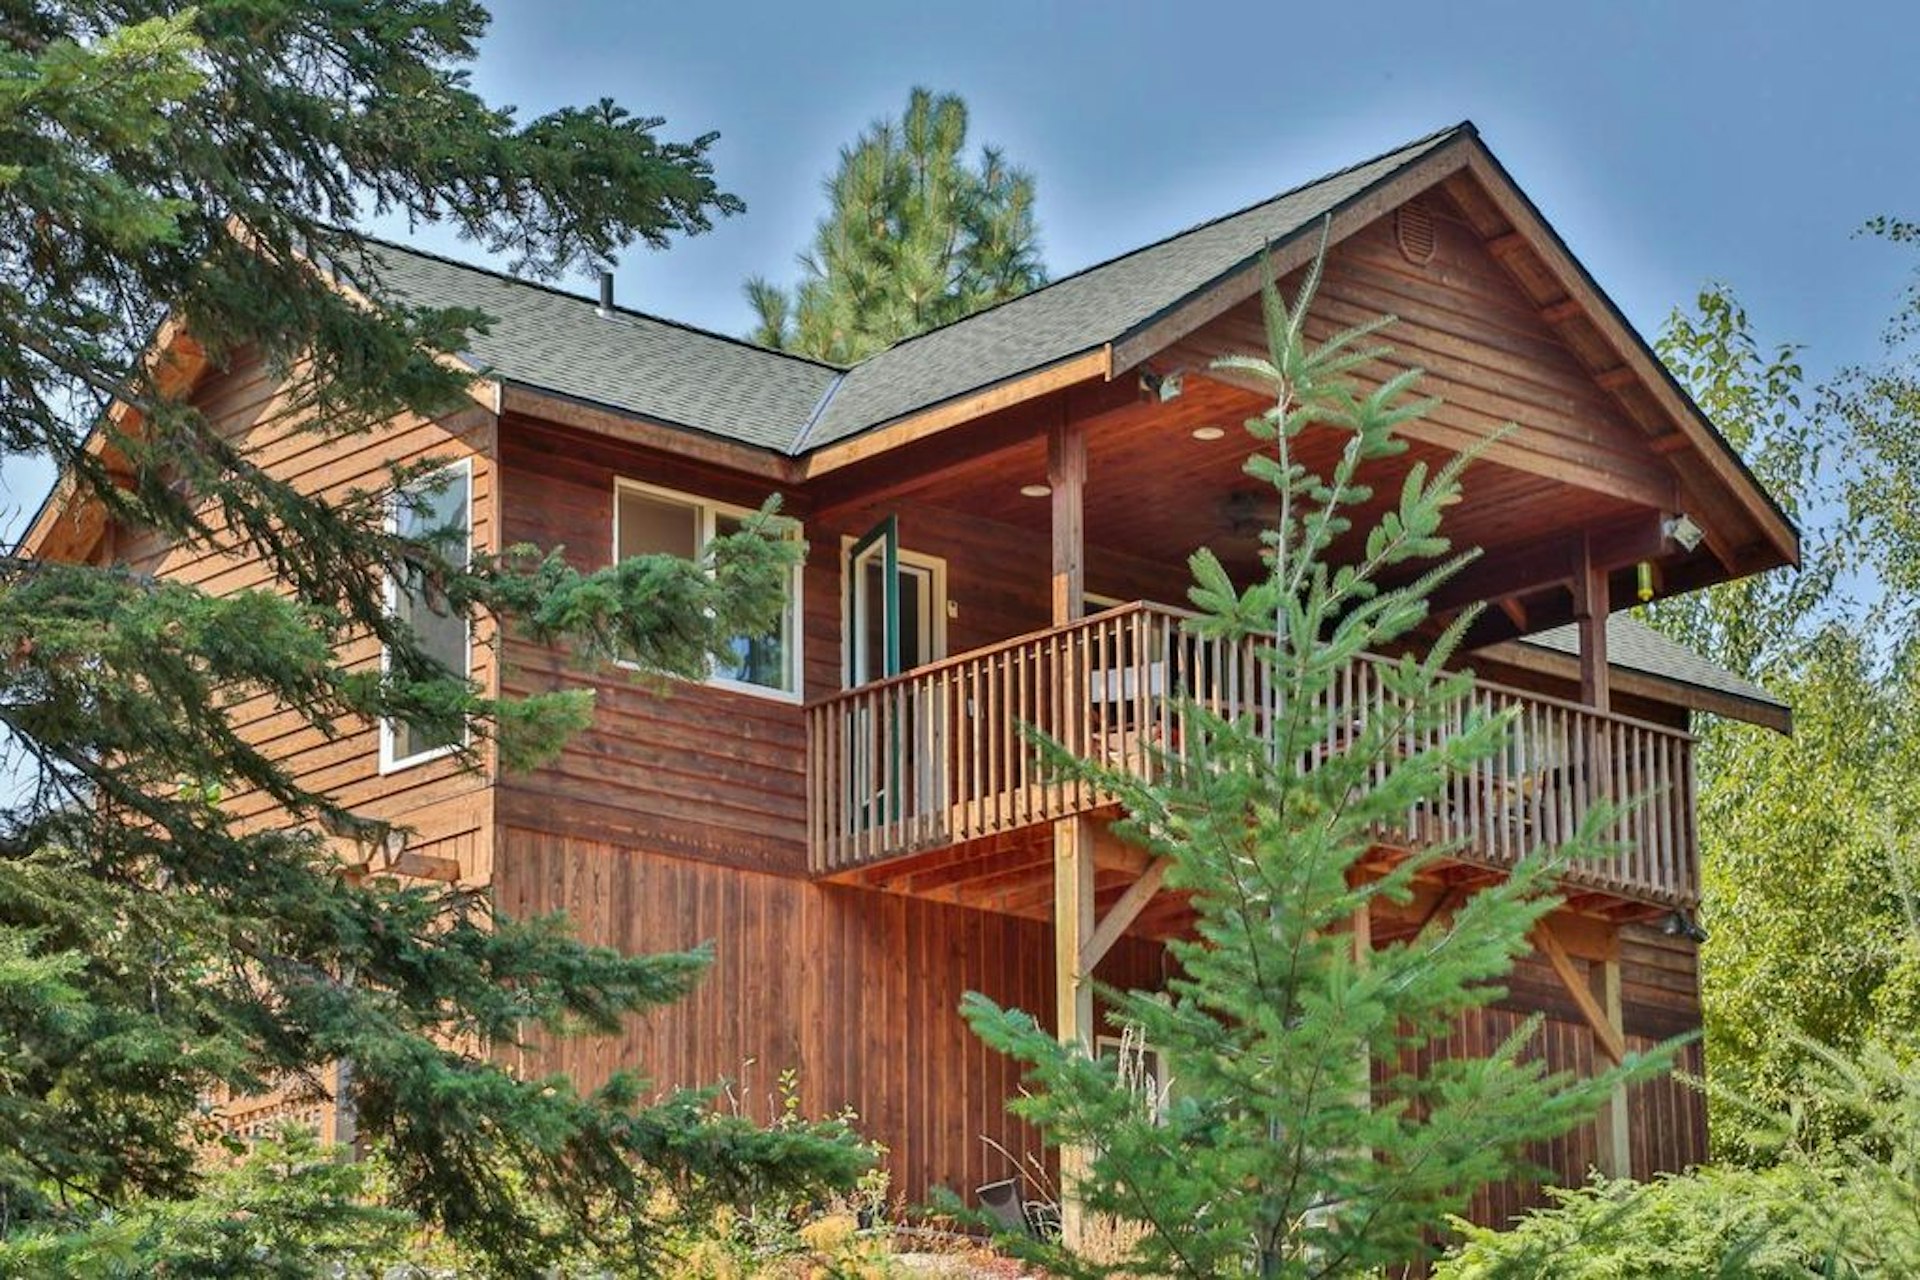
[596, 268, 615, 317]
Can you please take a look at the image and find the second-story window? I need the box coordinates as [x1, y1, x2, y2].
[382, 458, 472, 770]
[613, 479, 800, 699]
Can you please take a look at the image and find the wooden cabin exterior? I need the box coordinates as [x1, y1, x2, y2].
[24, 122, 1797, 1224]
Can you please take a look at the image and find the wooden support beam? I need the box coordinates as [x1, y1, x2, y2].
[1593, 956, 1633, 1177]
[1054, 815, 1096, 1249]
[1080, 857, 1170, 972]
[1421, 513, 1665, 619]
[1532, 922, 1627, 1066]
[1594, 365, 1638, 392]
[1573, 532, 1611, 713]
[1486, 231, 1530, 260]
[1539, 297, 1584, 325]
[1049, 412, 1087, 626]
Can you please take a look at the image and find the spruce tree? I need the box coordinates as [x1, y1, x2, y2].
[0, 4, 863, 1273]
[743, 86, 1046, 362]
[962, 245, 1670, 1277]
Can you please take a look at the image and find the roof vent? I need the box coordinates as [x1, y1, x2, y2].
[596, 268, 615, 318]
[1396, 200, 1436, 266]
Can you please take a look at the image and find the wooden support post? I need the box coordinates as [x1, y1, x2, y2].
[1049, 413, 1086, 627]
[1573, 533, 1610, 714]
[1592, 956, 1632, 1178]
[1054, 814, 1096, 1249]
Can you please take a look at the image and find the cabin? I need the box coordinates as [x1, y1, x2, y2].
[23, 122, 1796, 1227]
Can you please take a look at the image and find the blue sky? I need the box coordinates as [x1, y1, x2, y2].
[389, 0, 1918, 379]
[4, 0, 1916, 531]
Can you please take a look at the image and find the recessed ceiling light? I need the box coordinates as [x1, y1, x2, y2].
[1020, 483, 1052, 498]
[1191, 425, 1226, 441]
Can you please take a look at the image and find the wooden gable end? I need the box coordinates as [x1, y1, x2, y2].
[1161, 185, 1678, 519]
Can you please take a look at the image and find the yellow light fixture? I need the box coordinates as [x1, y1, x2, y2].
[1191, 425, 1226, 441]
[1020, 483, 1052, 498]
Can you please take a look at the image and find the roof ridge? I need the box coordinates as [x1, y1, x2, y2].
[787, 369, 848, 453]
[836, 120, 1475, 370]
[340, 231, 851, 374]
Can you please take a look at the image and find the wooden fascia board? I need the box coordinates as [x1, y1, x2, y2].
[1455, 147, 1801, 571]
[17, 240, 507, 562]
[16, 314, 208, 561]
[1106, 135, 1478, 378]
[797, 347, 1112, 480]
[499, 384, 799, 484]
[1478, 638, 1793, 735]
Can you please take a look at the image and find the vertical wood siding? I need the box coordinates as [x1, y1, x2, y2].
[495, 826, 1704, 1217]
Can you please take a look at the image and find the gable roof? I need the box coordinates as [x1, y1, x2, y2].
[23, 118, 1799, 600]
[356, 244, 840, 453]
[1508, 614, 1790, 731]
[345, 123, 1470, 456]
[800, 125, 1467, 449]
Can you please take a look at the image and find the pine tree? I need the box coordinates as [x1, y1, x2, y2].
[0, 4, 863, 1273]
[744, 86, 1045, 362]
[962, 245, 1670, 1277]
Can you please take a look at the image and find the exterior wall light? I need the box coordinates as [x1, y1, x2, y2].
[1663, 513, 1705, 553]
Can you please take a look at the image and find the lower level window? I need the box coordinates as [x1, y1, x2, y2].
[614, 481, 800, 698]
[383, 459, 472, 768]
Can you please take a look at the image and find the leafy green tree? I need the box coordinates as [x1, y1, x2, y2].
[1830, 217, 1920, 643]
[0, 1128, 417, 1277]
[961, 251, 1665, 1278]
[1644, 283, 1920, 1161]
[1644, 284, 1834, 674]
[1435, 977, 1920, 1276]
[744, 86, 1046, 362]
[1, 3, 862, 1273]
[1432, 1165, 1835, 1279]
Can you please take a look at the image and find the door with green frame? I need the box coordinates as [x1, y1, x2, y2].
[845, 517, 946, 832]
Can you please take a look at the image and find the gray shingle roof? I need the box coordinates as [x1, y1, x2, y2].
[803, 124, 1467, 448]
[1517, 615, 1786, 712]
[352, 243, 840, 452]
[347, 123, 1469, 455]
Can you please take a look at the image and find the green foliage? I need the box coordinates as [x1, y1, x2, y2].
[0, 1128, 415, 1277]
[744, 86, 1046, 362]
[1, 2, 862, 1273]
[1436, 976, 1920, 1276]
[1646, 284, 1832, 674]
[1646, 280, 1920, 1162]
[1433, 1165, 1832, 1279]
[961, 244, 1668, 1278]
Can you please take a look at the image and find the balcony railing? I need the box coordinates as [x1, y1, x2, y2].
[807, 602, 1697, 908]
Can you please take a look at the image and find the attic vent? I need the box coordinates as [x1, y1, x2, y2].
[1396, 200, 1436, 265]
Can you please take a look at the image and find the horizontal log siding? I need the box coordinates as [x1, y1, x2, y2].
[496, 418, 811, 873]
[120, 350, 496, 877]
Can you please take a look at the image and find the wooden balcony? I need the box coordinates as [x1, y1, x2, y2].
[807, 602, 1697, 912]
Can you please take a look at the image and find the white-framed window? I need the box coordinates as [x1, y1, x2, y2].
[612, 478, 803, 701]
[381, 457, 473, 772]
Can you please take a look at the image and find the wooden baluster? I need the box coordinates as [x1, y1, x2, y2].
[1662, 733, 1676, 898]
[1610, 721, 1628, 889]
[998, 652, 1013, 832]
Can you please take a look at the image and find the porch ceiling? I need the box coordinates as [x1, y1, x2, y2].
[846, 371, 1653, 622]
